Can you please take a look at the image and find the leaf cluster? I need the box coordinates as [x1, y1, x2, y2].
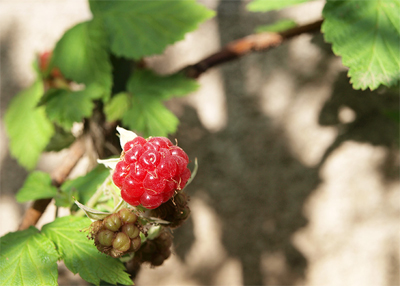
[248, 0, 400, 91]
[0, 218, 133, 286]
[5, 0, 212, 170]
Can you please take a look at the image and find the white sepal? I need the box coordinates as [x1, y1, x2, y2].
[117, 126, 137, 149]
[97, 158, 120, 170]
[74, 200, 110, 221]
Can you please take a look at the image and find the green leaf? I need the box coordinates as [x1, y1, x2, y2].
[44, 85, 104, 130]
[45, 125, 75, 152]
[122, 94, 179, 137]
[60, 165, 110, 205]
[104, 92, 130, 122]
[322, 0, 400, 90]
[52, 19, 112, 99]
[4, 81, 54, 170]
[0, 227, 59, 286]
[42, 216, 133, 286]
[16, 171, 58, 202]
[89, 0, 214, 59]
[105, 70, 198, 136]
[247, 0, 313, 12]
[127, 69, 199, 100]
[255, 19, 297, 33]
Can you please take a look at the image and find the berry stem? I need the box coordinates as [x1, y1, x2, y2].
[74, 176, 113, 217]
[19, 137, 86, 230]
[182, 19, 323, 78]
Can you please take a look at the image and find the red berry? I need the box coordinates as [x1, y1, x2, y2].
[143, 172, 166, 194]
[121, 188, 141, 206]
[122, 175, 145, 197]
[162, 181, 176, 203]
[123, 137, 146, 152]
[140, 192, 163, 209]
[125, 145, 144, 164]
[143, 141, 159, 151]
[148, 137, 173, 149]
[113, 161, 129, 188]
[113, 134, 190, 209]
[157, 155, 177, 178]
[179, 168, 191, 190]
[130, 163, 147, 182]
[170, 146, 189, 163]
[173, 155, 187, 175]
[139, 150, 161, 171]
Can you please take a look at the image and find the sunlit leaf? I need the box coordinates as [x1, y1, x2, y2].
[255, 19, 297, 33]
[4, 81, 54, 170]
[322, 0, 400, 90]
[0, 227, 59, 286]
[44, 85, 104, 130]
[90, 0, 214, 59]
[52, 19, 112, 99]
[247, 0, 314, 12]
[16, 171, 58, 202]
[42, 216, 133, 286]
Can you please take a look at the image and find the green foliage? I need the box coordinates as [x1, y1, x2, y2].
[42, 216, 133, 286]
[322, 0, 400, 90]
[255, 19, 297, 33]
[52, 19, 112, 99]
[105, 70, 199, 137]
[16, 171, 58, 202]
[122, 94, 179, 137]
[104, 92, 131, 122]
[126, 69, 199, 100]
[44, 85, 104, 130]
[4, 81, 54, 170]
[89, 0, 214, 59]
[0, 227, 59, 286]
[247, 0, 313, 12]
[60, 165, 110, 206]
[45, 125, 75, 152]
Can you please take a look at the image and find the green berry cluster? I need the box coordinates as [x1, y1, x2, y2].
[90, 208, 142, 258]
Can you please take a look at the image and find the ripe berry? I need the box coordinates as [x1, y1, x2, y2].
[140, 192, 163, 209]
[112, 135, 191, 209]
[123, 137, 147, 152]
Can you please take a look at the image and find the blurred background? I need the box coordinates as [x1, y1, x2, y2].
[1, 0, 399, 285]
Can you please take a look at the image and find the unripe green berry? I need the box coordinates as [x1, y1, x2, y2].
[122, 224, 140, 239]
[104, 214, 122, 231]
[113, 232, 131, 252]
[130, 236, 141, 252]
[119, 208, 137, 224]
[97, 230, 114, 246]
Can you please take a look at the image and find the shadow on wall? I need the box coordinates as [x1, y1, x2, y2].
[170, 3, 320, 285]
[170, 3, 399, 286]
[318, 72, 399, 178]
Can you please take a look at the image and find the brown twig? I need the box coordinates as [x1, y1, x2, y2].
[183, 19, 323, 78]
[18, 137, 86, 230]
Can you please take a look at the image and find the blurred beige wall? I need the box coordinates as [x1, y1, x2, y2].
[1, 1, 399, 285]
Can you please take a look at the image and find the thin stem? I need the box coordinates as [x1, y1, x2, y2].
[182, 19, 323, 78]
[74, 176, 112, 217]
[18, 137, 86, 230]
